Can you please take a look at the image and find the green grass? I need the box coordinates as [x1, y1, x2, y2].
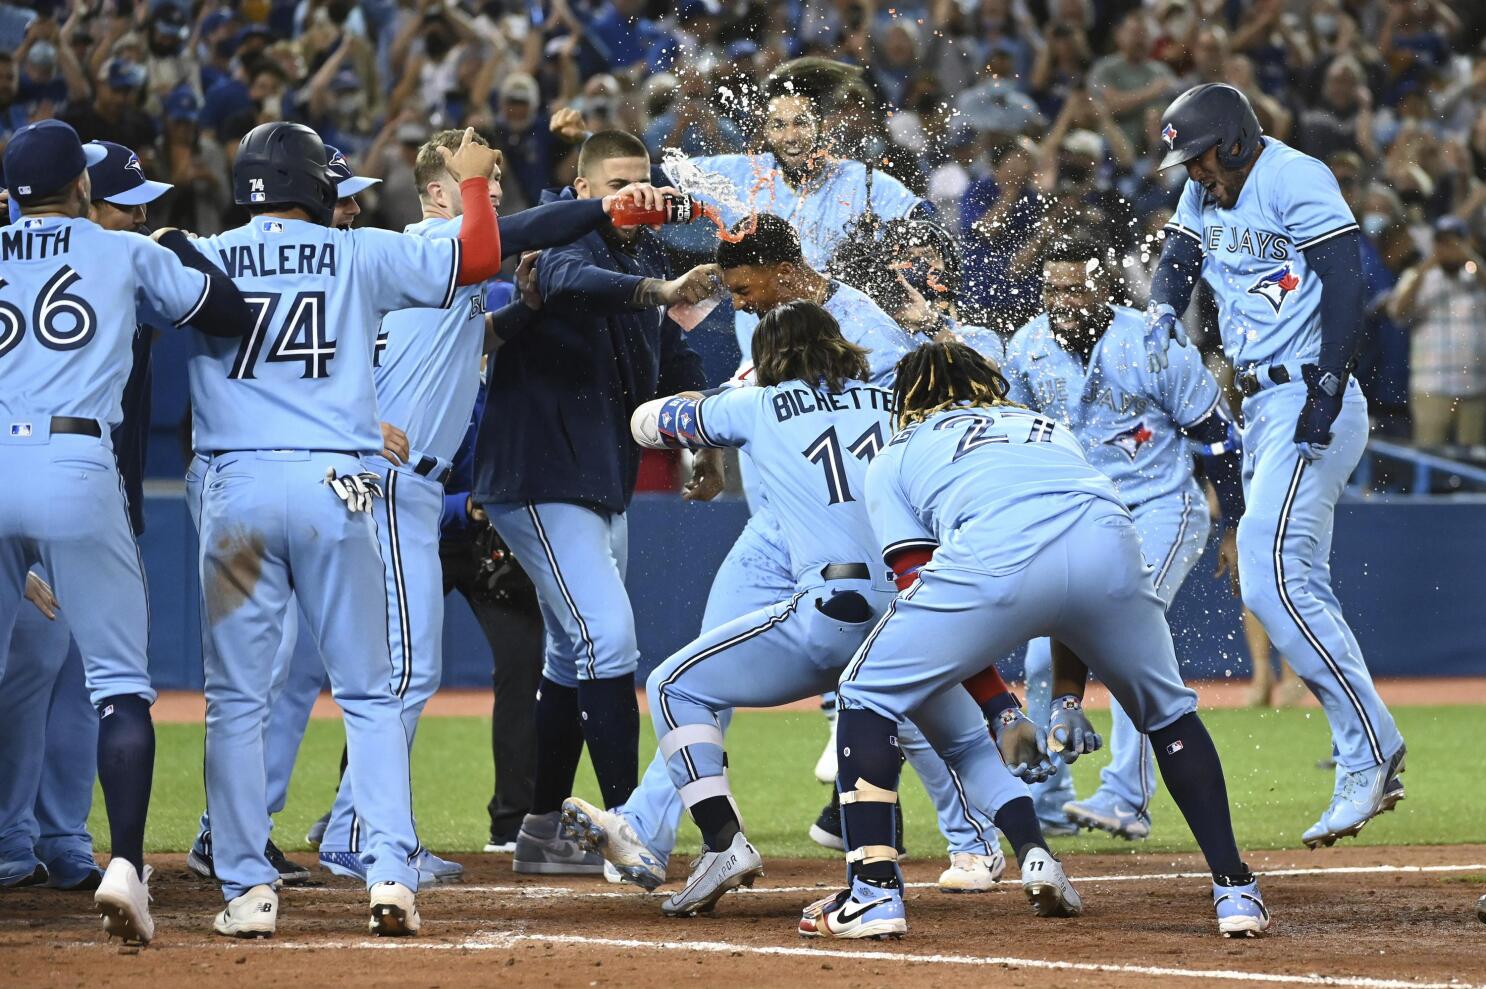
[114, 705, 1485, 857]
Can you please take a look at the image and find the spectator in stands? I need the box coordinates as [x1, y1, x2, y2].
[1295, 56, 1378, 160]
[1388, 216, 1486, 446]
[644, 67, 744, 160]
[1088, 10, 1176, 147]
[62, 59, 159, 173]
[0, 52, 27, 146]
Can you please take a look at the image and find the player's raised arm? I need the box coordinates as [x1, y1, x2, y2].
[437, 128, 504, 285]
[142, 229, 254, 338]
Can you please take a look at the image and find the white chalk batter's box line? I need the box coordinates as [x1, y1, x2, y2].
[239, 930, 1486, 989]
[290, 861, 1486, 900]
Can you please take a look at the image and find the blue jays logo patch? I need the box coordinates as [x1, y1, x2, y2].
[328, 149, 348, 170]
[1247, 264, 1301, 314]
[125, 152, 146, 182]
[1105, 421, 1153, 460]
[1161, 122, 1178, 147]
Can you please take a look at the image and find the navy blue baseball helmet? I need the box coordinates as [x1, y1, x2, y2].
[233, 121, 336, 225]
[1156, 83, 1262, 172]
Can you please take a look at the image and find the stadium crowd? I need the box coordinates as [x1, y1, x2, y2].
[3, 0, 1486, 443]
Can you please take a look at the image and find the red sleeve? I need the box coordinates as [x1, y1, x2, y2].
[886, 546, 934, 592]
[963, 665, 1012, 706]
[456, 178, 502, 285]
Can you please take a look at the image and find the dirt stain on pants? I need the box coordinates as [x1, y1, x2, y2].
[205, 527, 266, 626]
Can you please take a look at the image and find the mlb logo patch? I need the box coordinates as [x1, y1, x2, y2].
[260, 219, 283, 233]
[1166, 740, 1184, 755]
[17, 184, 31, 195]
[251, 192, 267, 203]
[10, 422, 33, 437]
[1247, 265, 1301, 314]
[21, 217, 43, 229]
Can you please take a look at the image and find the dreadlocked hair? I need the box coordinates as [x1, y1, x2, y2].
[892, 341, 1018, 430]
[752, 301, 871, 393]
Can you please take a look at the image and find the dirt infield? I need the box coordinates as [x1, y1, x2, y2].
[4, 845, 1484, 988]
[149, 676, 1486, 722]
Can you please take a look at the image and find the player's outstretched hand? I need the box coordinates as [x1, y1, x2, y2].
[1143, 301, 1186, 372]
[323, 467, 385, 514]
[660, 263, 721, 306]
[604, 182, 677, 218]
[515, 251, 542, 310]
[683, 447, 726, 502]
[24, 571, 59, 621]
[550, 107, 588, 143]
[380, 421, 409, 466]
[1294, 365, 1343, 461]
[440, 127, 503, 184]
[1048, 694, 1102, 763]
[990, 707, 1055, 783]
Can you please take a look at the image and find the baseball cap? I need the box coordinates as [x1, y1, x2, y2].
[86, 141, 174, 206]
[500, 73, 540, 105]
[1433, 215, 1469, 239]
[106, 58, 148, 91]
[3, 120, 108, 204]
[163, 85, 201, 122]
[325, 145, 380, 198]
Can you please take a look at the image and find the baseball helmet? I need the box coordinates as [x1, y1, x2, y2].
[233, 121, 336, 225]
[1156, 83, 1262, 172]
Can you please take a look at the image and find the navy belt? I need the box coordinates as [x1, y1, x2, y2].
[413, 455, 453, 485]
[820, 563, 871, 581]
[51, 416, 102, 437]
[1237, 361, 1305, 398]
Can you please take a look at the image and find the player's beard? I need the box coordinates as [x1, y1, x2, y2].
[1050, 304, 1110, 357]
[773, 141, 823, 186]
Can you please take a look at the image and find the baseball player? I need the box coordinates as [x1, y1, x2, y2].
[563, 301, 932, 916]
[0, 119, 253, 944]
[316, 130, 677, 881]
[1002, 233, 1244, 840]
[184, 122, 502, 938]
[473, 129, 718, 875]
[806, 341, 1270, 939]
[185, 146, 388, 888]
[611, 214, 1010, 894]
[1148, 84, 1405, 847]
[0, 140, 181, 894]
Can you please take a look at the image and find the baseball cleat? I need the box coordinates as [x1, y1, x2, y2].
[1019, 847, 1082, 917]
[1063, 793, 1151, 841]
[319, 850, 368, 880]
[95, 859, 154, 945]
[44, 851, 103, 891]
[214, 884, 279, 939]
[512, 811, 605, 875]
[483, 836, 517, 854]
[415, 850, 464, 885]
[603, 860, 624, 884]
[1213, 876, 1271, 937]
[560, 797, 666, 891]
[799, 877, 906, 939]
[1, 856, 48, 888]
[266, 840, 311, 885]
[808, 793, 845, 851]
[186, 829, 215, 880]
[936, 849, 1006, 893]
[1302, 745, 1406, 849]
[368, 881, 420, 937]
[660, 832, 763, 917]
[305, 813, 330, 849]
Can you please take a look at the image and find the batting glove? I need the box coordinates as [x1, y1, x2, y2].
[1294, 365, 1344, 461]
[324, 468, 384, 514]
[1144, 302, 1186, 373]
[989, 707, 1055, 783]
[1047, 695, 1102, 763]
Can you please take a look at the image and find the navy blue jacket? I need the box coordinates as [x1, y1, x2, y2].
[474, 187, 706, 514]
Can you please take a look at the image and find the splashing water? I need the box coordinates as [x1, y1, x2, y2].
[659, 148, 759, 243]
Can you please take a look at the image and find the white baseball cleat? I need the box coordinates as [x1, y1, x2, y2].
[214, 884, 278, 939]
[95, 859, 154, 946]
[936, 849, 1006, 892]
[560, 797, 667, 891]
[660, 832, 763, 917]
[1020, 847, 1082, 917]
[368, 881, 420, 936]
[813, 710, 838, 784]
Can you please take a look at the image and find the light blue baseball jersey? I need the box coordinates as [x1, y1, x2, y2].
[664, 379, 897, 585]
[187, 218, 461, 452]
[954, 322, 1006, 368]
[0, 216, 209, 429]
[665, 154, 920, 271]
[1165, 138, 1358, 368]
[1001, 305, 1220, 507]
[372, 216, 485, 463]
[867, 405, 1124, 575]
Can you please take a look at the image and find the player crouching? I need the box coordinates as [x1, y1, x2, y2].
[804, 342, 1271, 940]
